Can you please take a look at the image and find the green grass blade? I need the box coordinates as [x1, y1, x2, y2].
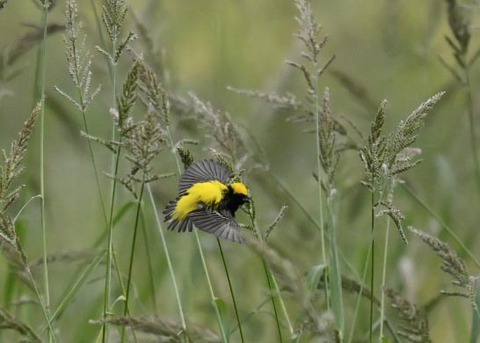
[214, 298, 230, 342]
[41, 251, 105, 334]
[306, 264, 326, 295]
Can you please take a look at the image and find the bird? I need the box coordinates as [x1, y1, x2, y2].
[163, 159, 250, 243]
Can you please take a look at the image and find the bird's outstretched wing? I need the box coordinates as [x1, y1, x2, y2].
[164, 159, 244, 243]
[189, 209, 245, 243]
[163, 199, 195, 232]
[178, 160, 231, 194]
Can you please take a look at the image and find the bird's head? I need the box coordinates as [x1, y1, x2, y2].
[230, 182, 248, 196]
[229, 182, 251, 205]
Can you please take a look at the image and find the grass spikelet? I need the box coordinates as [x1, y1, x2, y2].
[83, 60, 142, 153]
[0, 104, 41, 263]
[359, 100, 388, 190]
[288, 0, 334, 91]
[29, 250, 96, 267]
[0, 305, 41, 342]
[360, 93, 444, 237]
[319, 87, 338, 187]
[227, 86, 302, 111]
[189, 93, 246, 163]
[137, 62, 171, 125]
[377, 201, 407, 244]
[330, 276, 380, 306]
[120, 108, 166, 197]
[328, 68, 378, 111]
[245, 236, 304, 303]
[117, 60, 140, 130]
[409, 226, 469, 288]
[0, 104, 41, 211]
[293, 0, 325, 64]
[102, 0, 127, 44]
[101, 316, 220, 343]
[387, 92, 445, 170]
[177, 146, 195, 169]
[0, 24, 64, 79]
[468, 276, 480, 313]
[264, 205, 288, 241]
[55, 0, 101, 112]
[445, 0, 471, 59]
[442, 0, 480, 195]
[0, 103, 56, 338]
[293, 311, 339, 343]
[384, 287, 431, 343]
[99, 0, 136, 63]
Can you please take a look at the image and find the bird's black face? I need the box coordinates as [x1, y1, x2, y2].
[221, 187, 250, 215]
[237, 194, 251, 206]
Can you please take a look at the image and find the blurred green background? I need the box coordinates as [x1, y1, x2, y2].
[0, 0, 480, 341]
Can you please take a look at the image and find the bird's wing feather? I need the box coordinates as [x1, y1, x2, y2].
[189, 209, 244, 243]
[178, 160, 231, 194]
[163, 198, 195, 232]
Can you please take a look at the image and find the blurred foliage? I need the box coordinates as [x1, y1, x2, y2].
[0, 0, 479, 342]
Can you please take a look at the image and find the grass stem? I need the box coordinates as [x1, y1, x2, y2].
[120, 180, 146, 343]
[216, 238, 245, 342]
[313, 65, 329, 311]
[36, 1, 53, 341]
[102, 35, 119, 342]
[249, 204, 293, 339]
[193, 230, 229, 342]
[378, 218, 391, 341]
[369, 190, 376, 343]
[464, 65, 480, 195]
[147, 185, 188, 339]
[263, 260, 283, 342]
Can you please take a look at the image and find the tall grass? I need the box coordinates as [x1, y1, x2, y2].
[0, 0, 479, 342]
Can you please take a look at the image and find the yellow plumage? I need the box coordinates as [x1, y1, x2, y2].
[230, 182, 248, 196]
[172, 180, 227, 220]
[163, 159, 250, 243]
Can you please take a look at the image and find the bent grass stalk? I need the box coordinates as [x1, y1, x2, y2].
[403, 184, 480, 268]
[147, 185, 188, 339]
[40, 251, 105, 335]
[24, 266, 55, 342]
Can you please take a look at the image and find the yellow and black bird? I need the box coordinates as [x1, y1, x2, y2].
[163, 159, 250, 243]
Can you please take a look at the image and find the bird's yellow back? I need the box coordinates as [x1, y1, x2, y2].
[172, 180, 228, 220]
